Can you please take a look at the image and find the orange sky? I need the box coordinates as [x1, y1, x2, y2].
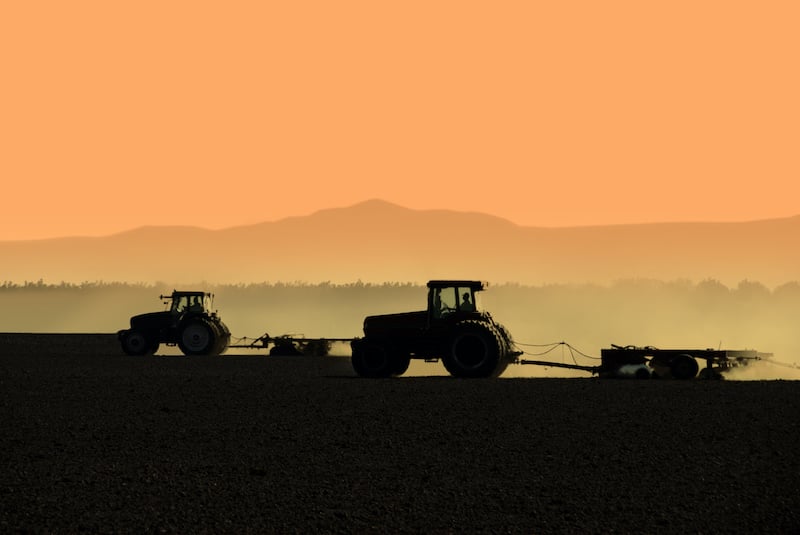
[1, 1, 798, 240]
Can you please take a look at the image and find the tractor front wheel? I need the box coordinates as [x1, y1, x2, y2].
[351, 341, 394, 378]
[390, 351, 411, 376]
[120, 329, 154, 356]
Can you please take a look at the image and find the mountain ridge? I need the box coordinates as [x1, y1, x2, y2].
[4, 199, 798, 243]
[1, 200, 798, 286]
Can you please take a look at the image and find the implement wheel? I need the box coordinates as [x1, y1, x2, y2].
[670, 354, 699, 380]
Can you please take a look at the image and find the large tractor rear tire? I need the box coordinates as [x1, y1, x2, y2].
[211, 319, 231, 355]
[491, 357, 511, 378]
[351, 341, 394, 378]
[443, 321, 503, 378]
[120, 329, 155, 356]
[178, 319, 217, 356]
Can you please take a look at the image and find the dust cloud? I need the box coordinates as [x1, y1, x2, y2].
[724, 360, 800, 381]
[0, 280, 797, 379]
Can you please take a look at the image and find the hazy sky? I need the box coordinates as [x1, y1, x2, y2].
[2, 1, 798, 240]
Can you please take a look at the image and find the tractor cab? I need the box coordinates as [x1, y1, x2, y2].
[164, 291, 214, 316]
[427, 280, 485, 322]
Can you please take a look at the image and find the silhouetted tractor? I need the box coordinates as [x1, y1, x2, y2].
[351, 280, 521, 378]
[118, 291, 231, 356]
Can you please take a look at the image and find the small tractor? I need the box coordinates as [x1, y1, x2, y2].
[350, 280, 521, 378]
[118, 291, 231, 356]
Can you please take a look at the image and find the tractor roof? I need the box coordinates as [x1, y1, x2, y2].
[426, 280, 486, 291]
[169, 290, 212, 298]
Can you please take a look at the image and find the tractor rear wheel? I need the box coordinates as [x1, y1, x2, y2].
[443, 321, 502, 378]
[120, 330, 154, 356]
[178, 319, 217, 356]
[351, 342, 393, 378]
[210, 319, 230, 355]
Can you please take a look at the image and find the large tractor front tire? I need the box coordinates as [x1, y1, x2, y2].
[178, 319, 217, 356]
[351, 341, 394, 378]
[120, 329, 155, 356]
[443, 321, 503, 378]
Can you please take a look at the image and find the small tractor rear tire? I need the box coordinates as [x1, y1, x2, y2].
[211, 319, 230, 355]
[178, 319, 217, 356]
[121, 330, 154, 356]
[352, 342, 394, 378]
[443, 321, 502, 378]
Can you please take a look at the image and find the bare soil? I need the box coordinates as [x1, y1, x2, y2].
[1, 334, 799, 533]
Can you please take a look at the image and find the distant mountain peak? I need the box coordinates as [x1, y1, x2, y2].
[350, 198, 405, 210]
[316, 198, 408, 215]
[309, 198, 519, 227]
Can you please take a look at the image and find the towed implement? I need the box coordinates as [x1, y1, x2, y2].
[228, 333, 354, 356]
[599, 344, 771, 379]
[520, 343, 773, 379]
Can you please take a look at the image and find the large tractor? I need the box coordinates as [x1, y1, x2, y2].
[351, 280, 520, 378]
[118, 291, 231, 356]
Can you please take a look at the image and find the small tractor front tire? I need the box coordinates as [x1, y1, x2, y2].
[120, 329, 154, 356]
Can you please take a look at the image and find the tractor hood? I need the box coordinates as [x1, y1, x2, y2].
[130, 311, 172, 330]
[363, 311, 427, 339]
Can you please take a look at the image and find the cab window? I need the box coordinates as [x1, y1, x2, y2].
[432, 287, 458, 318]
[171, 296, 189, 314]
[187, 295, 204, 311]
[458, 287, 476, 312]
